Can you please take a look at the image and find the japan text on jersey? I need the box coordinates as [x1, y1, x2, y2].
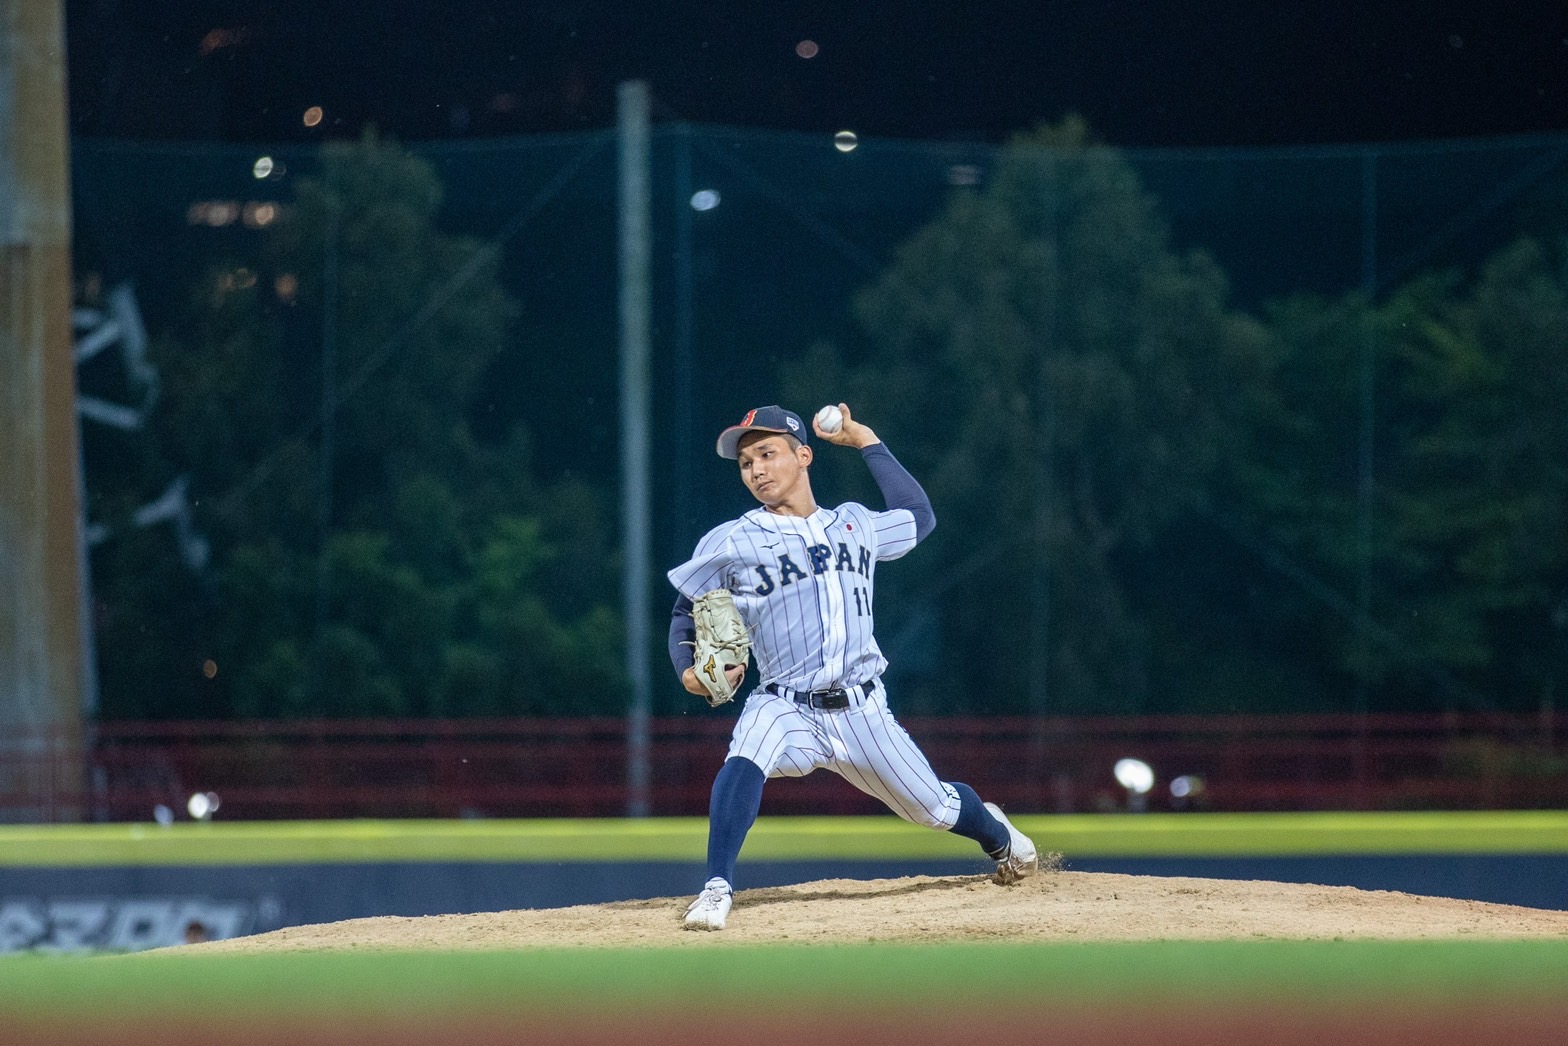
[668, 502, 918, 694]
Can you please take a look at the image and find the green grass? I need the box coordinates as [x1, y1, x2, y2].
[2, 810, 1565, 867]
[4, 940, 1568, 1018]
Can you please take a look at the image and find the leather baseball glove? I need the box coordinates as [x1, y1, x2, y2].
[689, 588, 751, 707]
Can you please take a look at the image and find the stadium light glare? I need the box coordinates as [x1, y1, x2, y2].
[1113, 758, 1154, 795]
[187, 791, 222, 821]
[1114, 758, 1155, 812]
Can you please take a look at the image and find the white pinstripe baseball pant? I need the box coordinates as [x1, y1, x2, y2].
[725, 680, 962, 829]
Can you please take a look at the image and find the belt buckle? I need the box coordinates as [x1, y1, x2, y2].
[810, 687, 849, 710]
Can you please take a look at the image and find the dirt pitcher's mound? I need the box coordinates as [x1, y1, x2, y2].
[194, 872, 1568, 952]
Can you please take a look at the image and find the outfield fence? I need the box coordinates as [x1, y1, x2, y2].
[3, 712, 1565, 823]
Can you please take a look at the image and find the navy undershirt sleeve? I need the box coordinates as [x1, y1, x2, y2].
[669, 593, 696, 674]
[861, 443, 936, 541]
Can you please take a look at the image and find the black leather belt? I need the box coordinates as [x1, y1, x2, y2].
[767, 678, 877, 710]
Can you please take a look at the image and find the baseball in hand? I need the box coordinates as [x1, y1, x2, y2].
[815, 404, 844, 434]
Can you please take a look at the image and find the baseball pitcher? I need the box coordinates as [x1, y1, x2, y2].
[667, 403, 1039, 930]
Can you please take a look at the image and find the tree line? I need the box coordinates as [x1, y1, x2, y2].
[81, 124, 1568, 719]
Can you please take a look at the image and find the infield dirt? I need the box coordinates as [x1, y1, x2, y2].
[194, 870, 1568, 951]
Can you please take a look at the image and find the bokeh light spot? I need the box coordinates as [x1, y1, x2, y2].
[242, 202, 278, 228]
[1114, 757, 1155, 795]
[187, 791, 221, 820]
[833, 130, 858, 153]
[796, 39, 819, 59]
[303, 106, 324, 128]
[947, 164, 981, 186]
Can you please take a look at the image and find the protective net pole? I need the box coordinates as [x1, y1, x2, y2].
[619, 81, 653, 817]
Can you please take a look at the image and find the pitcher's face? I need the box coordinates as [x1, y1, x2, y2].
[737, 433, 811, 507]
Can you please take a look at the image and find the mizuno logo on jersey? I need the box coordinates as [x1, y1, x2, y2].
[753, 542, 869, 595]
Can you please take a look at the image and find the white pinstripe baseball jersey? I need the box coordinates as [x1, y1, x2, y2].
[667, 501, 918, 693]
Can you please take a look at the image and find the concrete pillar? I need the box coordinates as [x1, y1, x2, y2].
[0, 0, 85, 821]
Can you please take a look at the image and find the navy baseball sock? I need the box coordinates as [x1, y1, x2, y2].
[948, 781, 1011, 859]
[707, 756, 765, 886]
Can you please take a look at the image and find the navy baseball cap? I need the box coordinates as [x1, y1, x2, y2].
[716, 405, 808, 459]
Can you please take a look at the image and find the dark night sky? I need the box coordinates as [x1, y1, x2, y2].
[65, 1, 1568, 147]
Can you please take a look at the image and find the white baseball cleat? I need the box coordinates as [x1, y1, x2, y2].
[985, 802, 1039, 884]
[682, 876, 734, 931]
